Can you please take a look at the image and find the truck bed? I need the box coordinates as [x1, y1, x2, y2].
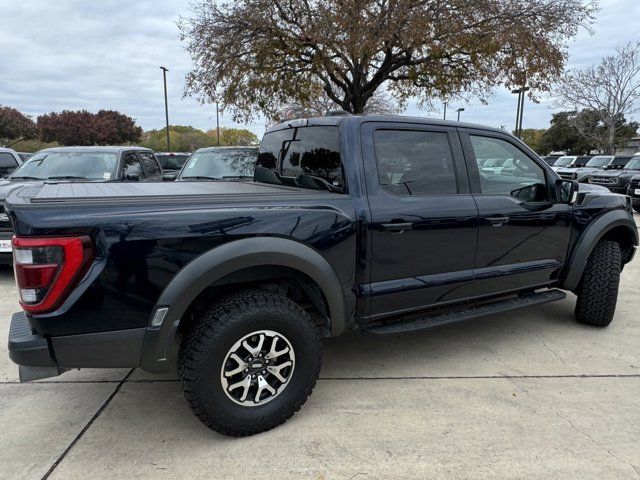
[13, 180, 319, 206]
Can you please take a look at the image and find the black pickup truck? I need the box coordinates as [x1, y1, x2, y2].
[6, 115, 638, 436]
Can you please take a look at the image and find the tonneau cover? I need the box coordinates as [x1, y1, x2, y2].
[9, 180, 327, 206]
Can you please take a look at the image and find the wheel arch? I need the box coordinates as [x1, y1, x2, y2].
[140, 237, 349, 372]
[561, 209, 638, 291]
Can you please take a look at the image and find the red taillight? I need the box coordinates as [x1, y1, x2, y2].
[12, 236, 94, 313]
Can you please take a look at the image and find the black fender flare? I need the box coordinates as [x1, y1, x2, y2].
[140, 237, 349, 372]
[561, 209, 638, 291]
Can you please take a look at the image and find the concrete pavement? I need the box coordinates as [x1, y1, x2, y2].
[1, 221, 639, 479]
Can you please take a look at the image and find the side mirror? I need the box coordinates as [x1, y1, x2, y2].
[555, 178, 578, 204]
[125, 172, 140, 182]
[162, 172, 177, 181]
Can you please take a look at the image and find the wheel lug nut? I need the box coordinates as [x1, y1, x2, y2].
[244, 368, 249, 372]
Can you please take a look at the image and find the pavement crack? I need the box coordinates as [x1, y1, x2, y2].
[551, 407, 639, 477]
[40, 368, 134, 480]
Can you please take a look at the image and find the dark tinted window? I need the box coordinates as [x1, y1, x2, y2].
[373, 130, 457, 195]
[0, 153, 19, 176]
[257, 126, 344, 191]
[139, 152, 161, 179]
[613, 156, 632, 167]
[157, 154, 189, 170]
[122, 153, 144, 180]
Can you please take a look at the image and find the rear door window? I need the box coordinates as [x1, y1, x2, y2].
[373, 130, 458, 195]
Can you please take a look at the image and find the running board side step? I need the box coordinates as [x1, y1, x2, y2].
[363, 289, 567, 335]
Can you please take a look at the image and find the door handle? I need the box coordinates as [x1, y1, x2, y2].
[381, 222, 413, 232]
[486, 216, 510, 227]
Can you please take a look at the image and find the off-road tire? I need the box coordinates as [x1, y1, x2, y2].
[633, 205, 640, 214]
[178, 289, 322, 436]
[574, 240, 622, 326]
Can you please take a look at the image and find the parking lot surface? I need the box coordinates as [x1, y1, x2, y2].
[1, 217, 639, 479]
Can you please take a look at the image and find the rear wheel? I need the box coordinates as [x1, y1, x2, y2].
[574, 240, 622, 327]
[178, 289, 322, 436]
[633, 205, 640, 213]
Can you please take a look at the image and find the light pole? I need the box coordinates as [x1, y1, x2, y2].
[456, 108, 465, 121]
[511, 86, 529, 138]
[443, 101, 448, 120]
[216, 101, 220, 147]
[159, 66, 170, 151]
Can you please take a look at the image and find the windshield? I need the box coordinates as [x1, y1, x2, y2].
[624, 157, 640, 170]
[180, 148, 257, 180]
[157, 154, 189, 170]
[554, 156, 576, 167]
[11, 151, 118, 180]
[586, 156, 613, 167]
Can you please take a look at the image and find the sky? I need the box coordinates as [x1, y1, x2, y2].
[1, 0, 639, 138]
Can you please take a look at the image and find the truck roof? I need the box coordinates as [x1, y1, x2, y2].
[266, 114, 508, 135]
[34, 146, 154, 154]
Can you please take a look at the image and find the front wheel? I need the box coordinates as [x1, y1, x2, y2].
[574, 240, 622, 326]
[178, 289, 322, 436]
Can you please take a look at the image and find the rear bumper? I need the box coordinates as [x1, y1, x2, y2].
[8, 311, 146, 377]
[8, 312, 54, 367]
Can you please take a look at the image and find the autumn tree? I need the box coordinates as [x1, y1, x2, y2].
[0, 106, 37, 145]
[37, 110, 141, 145]
[555, 42, 640, 154]
[180, 0, 595, 121]
[275, 89, 400, 122]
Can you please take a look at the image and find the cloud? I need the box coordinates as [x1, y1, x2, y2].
[1, 0, 638, 139]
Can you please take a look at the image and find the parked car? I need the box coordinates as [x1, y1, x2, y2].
[0, 146, 162, 264]
[156, 152, 190, 176]
[628, 175, 640, 213]
[6, 115, 637, 437]
[0, 147, 22, 178]
[170, 146, 258, 182]
[589, 155, 640, 193]
[541, 155, 561, 166]
[550, 155, 590, 171]
[554, 155, 629, 182]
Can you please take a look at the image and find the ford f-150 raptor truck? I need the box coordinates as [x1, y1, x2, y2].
[6, 115, 638, 436]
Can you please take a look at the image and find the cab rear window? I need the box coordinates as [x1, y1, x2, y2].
[256, 126, 344, 192]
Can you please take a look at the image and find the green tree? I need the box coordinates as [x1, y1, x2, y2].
[140, 126, 213, 152]
[0, 106, 36, 145]
[519, 128, 547, 153]
[539, 109, 638, 155]
[538, 111, 597, 155]
[207, 127, 259, 146]
[180, 0, 595, 121]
